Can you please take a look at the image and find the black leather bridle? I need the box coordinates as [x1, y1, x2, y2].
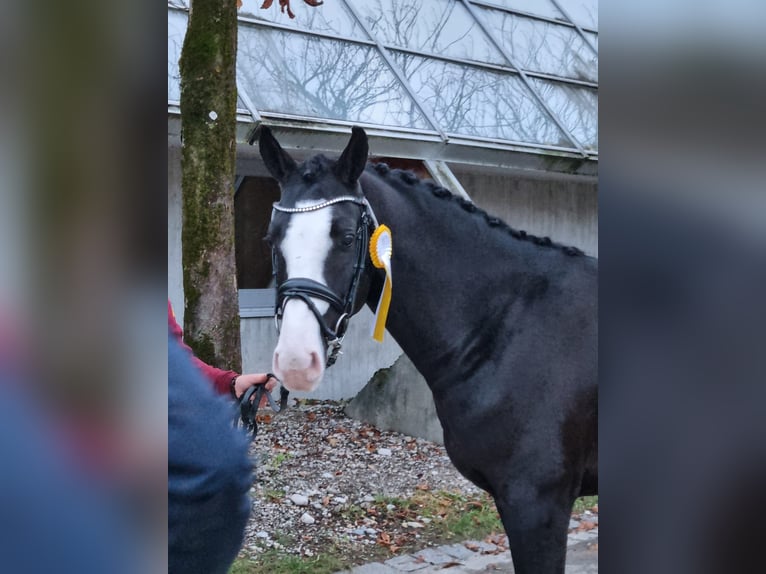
[271, 196, 378, 367]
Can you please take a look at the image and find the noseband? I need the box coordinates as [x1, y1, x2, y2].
[271, 196, 378, 367]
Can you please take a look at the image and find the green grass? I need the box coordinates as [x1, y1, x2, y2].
[230, 551, 347, 574]
[373, 494, 407, 507]
[337, 503, 366, 522]
[572, 496, 598, 514]
[230, 532, 350, 574]
[262, 488, 286, 502]
[408, 490, 503, 542]
[231, 492, 597, 573]
[268, 452, 291, 470]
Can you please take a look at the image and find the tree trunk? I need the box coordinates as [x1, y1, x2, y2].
[179, 0, 241, 371]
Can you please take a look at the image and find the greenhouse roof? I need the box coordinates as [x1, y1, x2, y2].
[168, 0, 597, 175]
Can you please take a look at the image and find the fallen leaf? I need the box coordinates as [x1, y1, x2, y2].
[580, 521, 596, 531]
[486, 533, 508, 546]
[415, 483, 430, 491]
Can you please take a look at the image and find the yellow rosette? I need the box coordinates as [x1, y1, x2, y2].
[369, 224, 393, 342]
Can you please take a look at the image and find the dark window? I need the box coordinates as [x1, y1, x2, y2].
[235, 176, 281, 289]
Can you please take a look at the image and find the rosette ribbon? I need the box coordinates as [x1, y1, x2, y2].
[369, 224, 393, 342]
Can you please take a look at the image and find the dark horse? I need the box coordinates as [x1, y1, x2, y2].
[258, 126, 597, 574]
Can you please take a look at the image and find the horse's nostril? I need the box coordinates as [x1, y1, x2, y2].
[309, 352, 321, 372]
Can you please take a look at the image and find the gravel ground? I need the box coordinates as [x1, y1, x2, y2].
[239, 399, 484, 560]
[238, 399, 598, 570]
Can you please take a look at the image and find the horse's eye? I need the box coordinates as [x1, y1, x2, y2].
[342, 233, 355, 247]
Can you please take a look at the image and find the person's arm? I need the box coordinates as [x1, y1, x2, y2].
[168, 301, 239, 396]
[168, 301, 278, 400]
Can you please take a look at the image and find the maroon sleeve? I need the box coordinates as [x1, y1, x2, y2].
[168, 301, 239, 397]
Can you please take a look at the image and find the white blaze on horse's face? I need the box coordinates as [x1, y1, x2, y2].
[272, 202, 334, 392]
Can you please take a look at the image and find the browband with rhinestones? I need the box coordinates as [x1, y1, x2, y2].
[272, 196, 379, 229]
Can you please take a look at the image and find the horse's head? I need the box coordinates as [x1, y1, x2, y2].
[259, 126, 372, 392]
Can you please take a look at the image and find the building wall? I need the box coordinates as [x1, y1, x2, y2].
[453, 170, 598, 257]
[168, 143, 184, 325]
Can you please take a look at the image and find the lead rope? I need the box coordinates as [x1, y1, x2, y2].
[236, 373, 284, 442]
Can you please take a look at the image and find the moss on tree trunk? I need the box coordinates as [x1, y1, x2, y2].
[179, 0, 241, 371]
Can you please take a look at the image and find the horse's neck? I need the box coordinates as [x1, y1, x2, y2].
[361, 172, 516, 385]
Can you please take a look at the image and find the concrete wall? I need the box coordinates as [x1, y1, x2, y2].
[168, 143, 184, 325]
[452, 169, 598, 257]
[345, 354, 443, 444]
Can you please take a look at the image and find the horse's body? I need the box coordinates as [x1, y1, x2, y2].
[259, 127, 597, 574]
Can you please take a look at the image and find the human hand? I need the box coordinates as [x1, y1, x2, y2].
[233, 373, 278, 408]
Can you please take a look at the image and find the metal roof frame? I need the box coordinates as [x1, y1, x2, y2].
[167, 0, 598, 175]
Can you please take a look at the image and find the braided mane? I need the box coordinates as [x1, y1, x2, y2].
[291, 154, 584, 257]
[370, 162, 584, 257]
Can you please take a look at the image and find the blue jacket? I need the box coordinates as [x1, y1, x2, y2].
[168, 334, 253, 574]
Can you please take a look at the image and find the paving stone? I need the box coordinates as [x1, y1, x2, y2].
[384, 554, 430, 571]
[569, 531, 597, 542]
[412, 547, 455, 565]
[464, 540, 498, 554]
[338, 535, 597, 573]
[439, 543, 475, 561]
[348, 562, 399, 574]
[459, 551, 513, 572]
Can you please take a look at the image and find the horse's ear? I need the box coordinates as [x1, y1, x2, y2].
[334, 126, 368, 186]
[258, 125, 297, 183]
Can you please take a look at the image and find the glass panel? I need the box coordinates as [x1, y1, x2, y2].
[238, 27, 432, 129]
[587, 31, 598, 51]
[555, 0, 597, 29]
[236, 96, 250, 113]
[530, 78, 597, 150]
[238, 0, 365, 38]
[348, 0, 504, 65]
[168, 10, 186, 101]
[391, 52, 573, 147]
[479, 8, 596, 82]
[483, 0, 566, 22]
[168, 10, 250, 113]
